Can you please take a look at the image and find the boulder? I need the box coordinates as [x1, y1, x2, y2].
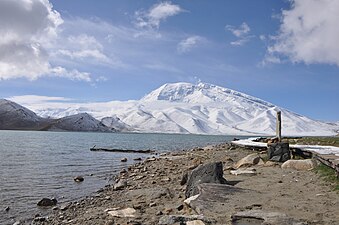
[37, 198, 57, 207]
[113, 179, 127, 190]
[267, 142, 290, 162]
[232, 210, 307, 225]
[234, 153, 261, 169]
[281, 159, 317, 171]
[186, 220, 206, 225]
[185, 162, 227, 198]
[230, 168, 257, 176]
[107, 207, 136, 218]
[158, 215, 214, 225]
[184, 194, 200, 206]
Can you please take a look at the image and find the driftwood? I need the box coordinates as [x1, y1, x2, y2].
[90, 145, 155, 154]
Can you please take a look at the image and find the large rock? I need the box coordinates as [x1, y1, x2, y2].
[232, 210, 307, 225]
[158, 215, 214, 225]
[268, 142, 290, 162]
[281, 159, 317, 171]
[113, 179, 127, 190]
[185, 162, 227, 198]
[186, 220, 206, 225]
[234, 153, 261, 169]
[37, 198, 57, 207]
[230, 168, 257, 176]
[107, 207, 136, 218]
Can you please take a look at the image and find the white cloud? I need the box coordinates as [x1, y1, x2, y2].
[55, 34, 112, 64]
[50, 67, 92, 82]
[134, 1, 184, 30]
[177, 36, 204, 53]
[8, 95, 72, 105]
[0, 0, 94, 82]
[0, 0, 61, 80]
[225, 22, 253, 46]
[226, 22, 250, 38]
[266, 0, 339, 66]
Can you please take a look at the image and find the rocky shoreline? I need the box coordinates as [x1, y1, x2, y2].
[23, 142, 339, 224]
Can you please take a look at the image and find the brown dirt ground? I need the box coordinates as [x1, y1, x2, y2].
[34, 143, 339, 225]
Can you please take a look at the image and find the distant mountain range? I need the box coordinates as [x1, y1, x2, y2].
[1, 82, 338, 136]
[0, 99, 112, 132]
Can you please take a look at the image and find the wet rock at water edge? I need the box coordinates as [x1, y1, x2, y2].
[37, 198, 57, 207]
[113, 179, 127, 190]
[134, 157, 142, 161]
[33, 216, 46, 222]
[74, 176, 84, 182]
[121, 157, 128, 162]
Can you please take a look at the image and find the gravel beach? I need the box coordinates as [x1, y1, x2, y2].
[27, 142, 339, 225]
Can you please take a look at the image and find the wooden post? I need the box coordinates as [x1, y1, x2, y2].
[276, 111, 282, 142]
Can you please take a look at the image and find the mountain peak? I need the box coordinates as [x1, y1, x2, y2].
[141, 82, 274, 108]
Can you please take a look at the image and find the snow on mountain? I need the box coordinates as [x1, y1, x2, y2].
[0, 99, 50, 130]
[11, 82, 339, 136]
[0, 99, 113, 132]
[45, 113, 113, 132]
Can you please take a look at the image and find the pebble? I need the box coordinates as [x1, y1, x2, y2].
[74, 176, 84, 182]
[5, 206, 10, 212]
[176, 204, 184, 211]
[121, 158, 128, 162]
[156, 211, 163, 216]
[149, 202, 157, 207]
[134, 157, 142, 161]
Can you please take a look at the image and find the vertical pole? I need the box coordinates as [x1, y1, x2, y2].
[276, 111, 282, 142]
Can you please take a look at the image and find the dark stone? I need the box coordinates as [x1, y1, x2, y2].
[185, 162, 227, 198]
[156, 211, 163, 216]
[159, 215, 215, 224]
[180, 172, 188, 185]
[267, 143, 290, 162]
[133, 157, 142, 161]
[5, 206, 10, 212]
[37, 198, 57, 207]
[74, 176, 84, 182]
[33, 217, 46, 222]
[176, 204, 184, 211]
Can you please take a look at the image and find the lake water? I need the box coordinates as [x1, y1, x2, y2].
[0, 130, 246, 224]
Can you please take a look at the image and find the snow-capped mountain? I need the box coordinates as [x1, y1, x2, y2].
[7, 82, 339, 136]
[0, 99, 112, 132]
[44, 113, 113, 132]
[0, 99, 50, 130]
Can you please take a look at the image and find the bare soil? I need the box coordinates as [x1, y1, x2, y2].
[33, 143, 339, 225]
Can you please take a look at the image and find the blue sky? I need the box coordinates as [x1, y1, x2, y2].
[0, 0, 338, 121]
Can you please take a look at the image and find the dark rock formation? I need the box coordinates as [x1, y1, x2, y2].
[268, 143, 290, 162]
[37, 198, 57, 207]
[185, 162, 227, 198]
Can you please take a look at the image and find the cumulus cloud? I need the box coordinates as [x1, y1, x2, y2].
[0, 0, 93, 82]
[134, 1, 184, 30]
[225, 22, 253, 46]
[177, 36, 204, 53]
[0, 0, 60, 80]
[265, 0, 339, 66]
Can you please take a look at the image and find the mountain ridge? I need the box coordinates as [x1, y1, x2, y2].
[2, 82, 339, 135]
[0, 99, 112, 132]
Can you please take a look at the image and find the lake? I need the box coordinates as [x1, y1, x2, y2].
[0, 130, 247, 224]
